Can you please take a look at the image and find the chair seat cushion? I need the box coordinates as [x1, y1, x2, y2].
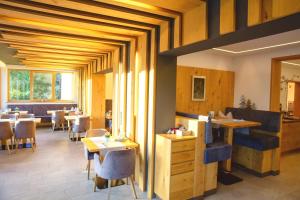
[233, 132, 279, 151]
[204, 143, 232, 164]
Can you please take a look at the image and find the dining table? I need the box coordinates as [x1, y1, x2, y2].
[212, 118, 261, 171]
[81, 135, 138, 189]
[47, 110, 73, 115]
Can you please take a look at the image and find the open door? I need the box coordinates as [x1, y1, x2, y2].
[294, 82, 300, 117]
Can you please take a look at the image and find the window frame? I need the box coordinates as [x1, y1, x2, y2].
[7, 69, 76, 103]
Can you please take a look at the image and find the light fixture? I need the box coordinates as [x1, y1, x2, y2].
[213, 41, 300, 54]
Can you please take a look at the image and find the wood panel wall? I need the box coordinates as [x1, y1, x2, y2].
[91, 74, 106, 128]
[248, 0, 300, 26]
[220, 0, 236, 35]
[176, 66, 235, 115]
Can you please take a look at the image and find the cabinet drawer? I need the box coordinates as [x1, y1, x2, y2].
[171, 150, 195, 164]
[172, 139, 195, 153]
[171, 161, 194, 175]
[170, 171, 194, 199]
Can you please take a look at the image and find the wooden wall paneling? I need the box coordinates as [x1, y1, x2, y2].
[183, 3, 207, 46]
[248, 0, 263, 26]
[91, 74, 106, 128]
[135, 33, 148, 191]
[220, 0, 236, 35]
[193, 120, 206, 196]
[173, 16, 182, 48]
[294, 83, 300, 116]
[270, 59, 281, 112]
[262, 0, 273, 21]
[147, 29, 157, 199]
[176, 66, 235, 115]
[272, 0, 300, 20]
[126, 39, 136, 141]
[112, 48, 120, 135]
[159, 20, 170, 52]
[119, 46, 127, 134]
[282, 121, 300, 152]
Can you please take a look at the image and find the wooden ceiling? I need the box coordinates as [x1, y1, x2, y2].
[0, 0, 197, 69]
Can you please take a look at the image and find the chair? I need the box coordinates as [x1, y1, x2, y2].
[14, 120, 36, 152]
[51, 111, 65, 132]
[0, 121, 14, 154]
[93, 149, 137, 199]
[84, 129, 107, 179]
[203, 116, 232, 164]
[0, 114, 17, 120]
[72, 116, 90, 143]
[19, 114, 35, 119]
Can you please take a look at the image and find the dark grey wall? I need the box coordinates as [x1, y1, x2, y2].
[155, 55, 177, 133]
[0, 43, 20, 65]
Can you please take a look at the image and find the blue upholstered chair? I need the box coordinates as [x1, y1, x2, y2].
[84, 129, 107, 180]
[204, 116, 232, 164]
[72, 116, 90, 143]
[15, 120, 36, 152]
[93, 149, 137, 199]
[51, 111, 65, 132]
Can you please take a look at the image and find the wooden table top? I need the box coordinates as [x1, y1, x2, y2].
[47, 110, 74, 114]
[82, 136, 138, 153]
[212, 119, 261, 128]
[64, 115, 90, 121]
[0, 118, 41, 124]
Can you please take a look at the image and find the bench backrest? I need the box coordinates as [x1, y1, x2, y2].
[225, 107, 281, 133]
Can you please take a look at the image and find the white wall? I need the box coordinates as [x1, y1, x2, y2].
[233, 46, 300, 110]
[177, 50, 234, 71]
[177, 46, 300, 111]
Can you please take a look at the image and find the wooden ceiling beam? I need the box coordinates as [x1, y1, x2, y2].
[14, 53, 100, 61]
[0, 23, 127, 45]
[20, 63, 83, 70]
[68, 0, 173, 21]
[14, 48, 108, 57]
[2, 0, 157, 29]
[0, 15, 138, 41]
[0, 33, 120, 50]
[0, 39, 113, 53]
[21, 57, 90, 65]
[21, 59, 87, 67]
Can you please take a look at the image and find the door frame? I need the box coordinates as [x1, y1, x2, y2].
[270, 54, 300, 111]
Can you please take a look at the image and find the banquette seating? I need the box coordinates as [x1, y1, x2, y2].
[7, 103, 77, 125]
[225, 107, 281, 176]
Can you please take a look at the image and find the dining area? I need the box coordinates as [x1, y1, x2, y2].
[0, 111, 40, 154]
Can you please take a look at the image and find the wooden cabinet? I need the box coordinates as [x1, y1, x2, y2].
[154, 134, 196, 200]
[282, 121, 300, 153]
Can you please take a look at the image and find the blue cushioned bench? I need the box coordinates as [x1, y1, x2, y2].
[225, 107, 281, 177]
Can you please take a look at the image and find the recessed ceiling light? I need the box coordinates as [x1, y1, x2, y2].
[213, 41, 300, 54]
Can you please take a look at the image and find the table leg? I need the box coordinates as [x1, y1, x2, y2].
[223, 127, 233, 171]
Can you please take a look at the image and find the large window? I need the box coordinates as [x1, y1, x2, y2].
[9, 70, 30, 100]
[8, 69, 76, 102]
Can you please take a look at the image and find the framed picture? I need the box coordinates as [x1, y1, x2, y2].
[192, 76, 206, 101]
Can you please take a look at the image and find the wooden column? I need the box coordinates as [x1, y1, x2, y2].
[91, 74, 105, 129]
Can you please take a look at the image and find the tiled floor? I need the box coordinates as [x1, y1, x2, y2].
[0, 128, 299, 200]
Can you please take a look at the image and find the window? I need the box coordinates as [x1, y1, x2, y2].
[8, 69, 77, 102]
[55, 73, 74, 101]
[33, 72, 53, 100]
[9, 70, 30, 100]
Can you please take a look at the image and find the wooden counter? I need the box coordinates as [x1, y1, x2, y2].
[282, 120, 300, 153]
